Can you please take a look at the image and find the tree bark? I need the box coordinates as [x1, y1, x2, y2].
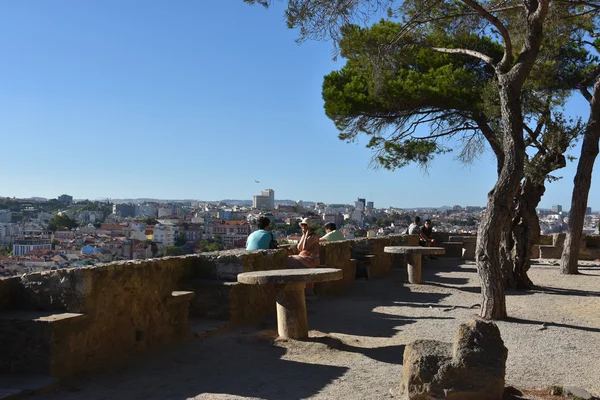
[477, 74, 526, 320]
[475, 0, 549, 320]
[561, 79, 600, 274]
[511, 178, 545, 289]
[500, 226, 515, 288]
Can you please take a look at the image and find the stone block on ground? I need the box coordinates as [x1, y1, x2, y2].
[400, 319, 508, 400]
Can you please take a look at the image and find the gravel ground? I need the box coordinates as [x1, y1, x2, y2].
[36, 259, 600, 400]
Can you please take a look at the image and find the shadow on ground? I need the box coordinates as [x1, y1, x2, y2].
[307, 335, 406, 365]
[309, 271, 453, 338]
[51, 331, 348, 400]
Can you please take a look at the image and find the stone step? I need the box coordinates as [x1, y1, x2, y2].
[0, 374, 58, 399]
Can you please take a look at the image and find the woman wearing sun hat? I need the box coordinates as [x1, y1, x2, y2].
[287, 217, 321, 297]
[287, 217, 320, 268]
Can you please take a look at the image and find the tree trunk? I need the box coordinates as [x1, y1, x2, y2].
[476, 74, 526, 320]
[500, 227, 515, 288]
[561, 81, 600, 275]
[511, 178, 545, 289]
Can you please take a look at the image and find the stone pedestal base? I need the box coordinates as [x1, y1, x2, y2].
[407, 255, 422, 284]
[275, 282, 308, 339]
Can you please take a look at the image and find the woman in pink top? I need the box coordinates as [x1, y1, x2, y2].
[287, 218, 320, 268]
[287, 218, 321, 297]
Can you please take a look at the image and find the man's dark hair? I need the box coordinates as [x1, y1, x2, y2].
[257, 216, 270, 230]
[425, 219, 431, 224]
[324, 222, 336, 231]
[414, 216, 421, 224]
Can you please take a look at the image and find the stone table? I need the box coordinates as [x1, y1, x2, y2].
[384, 246, 446, 284]
[237, 268, 343, 339]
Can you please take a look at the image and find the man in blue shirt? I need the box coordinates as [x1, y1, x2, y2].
[246, 216, 273, 250]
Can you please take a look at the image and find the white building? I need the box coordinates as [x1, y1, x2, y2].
[13, 238, 52, 256]
[135, 204, 158, 218]
[153, 224, 175, 247]
[252, 189, 275, 210]
[0, 210, 12, 223]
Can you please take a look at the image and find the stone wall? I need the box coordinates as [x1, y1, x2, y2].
[179, 249, 286, 323]
[1, 257, 196, 377]
[316, 240, 354, 296]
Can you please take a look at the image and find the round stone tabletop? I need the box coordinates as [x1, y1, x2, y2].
[384, 246, 446, 255]
[237, 268, 343, 285]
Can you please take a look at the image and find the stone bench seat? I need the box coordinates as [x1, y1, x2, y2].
[238, 268, 342, 339]
[442, 242, 464, 258]
[0, 311, 88, 376]
[384, 246, 445, 284]
[0, 310, 87, 326]
[539, 244, 561, 259]
[448, 236, 477, 243]
[447, 237, 477, 259]
[165, 291, 195, 305]
[354, 254, 374, 280]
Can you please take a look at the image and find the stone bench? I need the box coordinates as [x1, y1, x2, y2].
[237, 268, 342, 339]
[448, 236, 477, 260]
[0, 311, 88, 375]
[355, 254, 374, 280]
[383, 246, 446, 284]
[539, 244, 562, 259]
[442, 242, 463, 258]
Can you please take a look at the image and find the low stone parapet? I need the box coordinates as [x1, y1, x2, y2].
[0, 257, 197, 378]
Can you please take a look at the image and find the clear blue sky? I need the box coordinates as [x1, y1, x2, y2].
[0, 1, 595, 210]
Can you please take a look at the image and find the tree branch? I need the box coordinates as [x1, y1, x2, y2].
[432, 47, 495, 66]
[459, 0, 513, 71]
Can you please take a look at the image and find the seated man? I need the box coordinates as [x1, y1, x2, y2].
[420, 219, 437, 247]
[408, 216, 422, 235]
[319, 222, 345, 242]
[245, 216, 273, 250]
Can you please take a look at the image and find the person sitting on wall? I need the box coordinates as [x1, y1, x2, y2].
[408, 216, 422, 235]
[288, 218, 320, 298]
[245, 216, 273, 250]
[421, 219, 437, 247]
[319, 222, 345, 242]
[408, 216, 430, 247]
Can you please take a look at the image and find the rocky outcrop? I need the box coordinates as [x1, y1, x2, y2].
[401, 319, 508, 400]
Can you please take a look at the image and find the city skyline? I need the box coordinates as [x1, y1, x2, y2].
[0, 192, 588, 212]
[0, 1, 595, 210]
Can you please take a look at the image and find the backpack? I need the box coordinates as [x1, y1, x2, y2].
[269, 232, 278, 249]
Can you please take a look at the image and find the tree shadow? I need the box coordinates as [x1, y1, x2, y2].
[430, 275, 470, 285]
[308, 335, 406, 365]
[424, 281, 482, 294]
[308, 277, 452, 338]
[531, 285, 600, 297]
[505, 316, 600, 333]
